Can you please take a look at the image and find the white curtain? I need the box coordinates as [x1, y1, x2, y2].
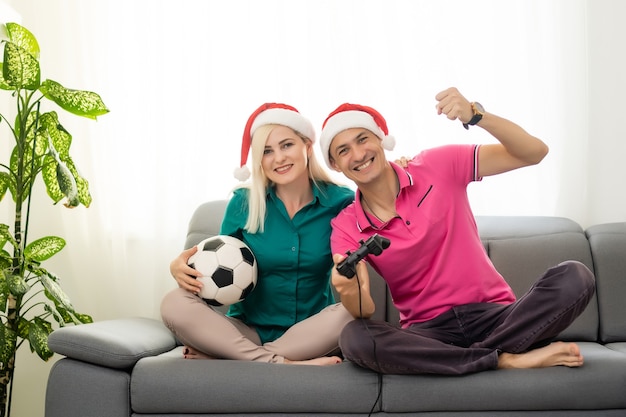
[3, 0, 626, 415]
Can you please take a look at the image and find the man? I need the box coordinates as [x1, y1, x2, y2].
[318, 87, 596, 375]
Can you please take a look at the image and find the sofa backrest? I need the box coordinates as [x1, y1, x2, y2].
[184, 200, 602, 342]
[185, 200, 228, 250]
[475, 215, 598, 341]
[585, 223, 626, 343]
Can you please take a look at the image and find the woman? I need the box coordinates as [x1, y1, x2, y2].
[161, 103, 355, 365]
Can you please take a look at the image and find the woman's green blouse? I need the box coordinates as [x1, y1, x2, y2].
[220, 182, 354, 343]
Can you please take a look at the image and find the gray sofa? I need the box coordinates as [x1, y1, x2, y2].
[45, 200, 626, 417]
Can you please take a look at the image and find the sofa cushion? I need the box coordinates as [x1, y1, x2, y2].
[185, 200, 228, 249]
[131, 355, 381, 414]
[607, 342, 626, 354]
[380, 342, 626, 413]
[47, 317, 177, 369]
[586, 223, 626, 343]
[476, 216, 598, 341]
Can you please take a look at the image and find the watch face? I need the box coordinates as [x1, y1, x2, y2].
[474, 102, 485, 113]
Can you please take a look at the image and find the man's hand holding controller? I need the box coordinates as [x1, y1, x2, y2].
[336, 234, 391, 278]
[332, 234, 390, 319]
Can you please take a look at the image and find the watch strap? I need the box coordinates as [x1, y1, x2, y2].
[463, 102, 484, 130]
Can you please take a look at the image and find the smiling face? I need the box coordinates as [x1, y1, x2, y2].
[328, 128, 387, 186]
[261, 125, 312, 186]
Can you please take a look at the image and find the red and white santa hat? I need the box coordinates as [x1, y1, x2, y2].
[319, 103, 396, 168]
[234, 103, 316, 181]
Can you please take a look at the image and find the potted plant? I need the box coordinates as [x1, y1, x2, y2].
[0, 22, 108, 417]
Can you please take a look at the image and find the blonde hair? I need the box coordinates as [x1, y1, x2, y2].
[236, 124, 337, 233]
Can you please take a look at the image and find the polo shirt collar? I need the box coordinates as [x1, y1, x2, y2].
[355, 162, 413, 232]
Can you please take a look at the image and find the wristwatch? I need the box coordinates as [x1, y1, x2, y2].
[463, 102, 484, 130]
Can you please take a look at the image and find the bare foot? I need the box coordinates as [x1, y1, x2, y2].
[182, 346, 215, 360]
[284, 356, 343, 366]
[498, 342, 583, 369]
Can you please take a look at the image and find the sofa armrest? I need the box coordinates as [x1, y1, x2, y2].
[47, 317, 177, 369]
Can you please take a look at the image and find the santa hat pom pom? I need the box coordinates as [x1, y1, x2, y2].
[382, 135, 396, 151]
[234, 165, 251, 181]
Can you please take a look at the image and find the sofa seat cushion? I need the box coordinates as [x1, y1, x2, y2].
[607, 342, 626, 354]
[380, 342, 626, 413]
[130, 354, 380, 414]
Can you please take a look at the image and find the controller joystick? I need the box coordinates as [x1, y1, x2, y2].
[336, 234, 390, 278]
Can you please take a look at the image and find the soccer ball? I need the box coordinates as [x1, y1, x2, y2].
[187, 235, 257, 306]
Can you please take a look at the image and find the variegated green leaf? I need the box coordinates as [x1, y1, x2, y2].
[73, 312, 93, 324]
[0, 324, 17, 365]
[42, 276, 94, 323]
[17, 316, 30, 339]
[0, 224, 16, 249]
[44, 303, 64, 326]
[23, 110, 51, 147]
[39, 79, 109, 120]
[42, 154, 90, 207]
[0, 273, 8, 312]
[40, 272, 73, 311]
[40, 112, 72, 156]
[0, 171, 10, 201]
[6, 23, 40, 59]
[52, 304, 73, 324]
[56, 160, 78, 207]
[0, 62, 12, 90]
[24, 236, 65, 262]
[42, 154, 63, 204]
[76, 177, 91, 207]
[29, 318, 53, 361]
[64, 157, 91, 208]
[43, 146, 91, 208]
[3, 41, 40, 90]
[6, 273, 29, 296]
[0, 250, 11, 270]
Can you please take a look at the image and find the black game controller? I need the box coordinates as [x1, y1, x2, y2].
[336, 234, 391, 278]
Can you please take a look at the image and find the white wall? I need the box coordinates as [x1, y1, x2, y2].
[586, 0, 626, 226]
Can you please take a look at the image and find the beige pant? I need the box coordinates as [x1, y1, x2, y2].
[160, 288, 353, 363]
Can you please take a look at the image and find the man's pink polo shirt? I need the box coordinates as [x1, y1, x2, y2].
[330, 144, 516, 328]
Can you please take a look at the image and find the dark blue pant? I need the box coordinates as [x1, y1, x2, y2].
[339, 260, 596, 375]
